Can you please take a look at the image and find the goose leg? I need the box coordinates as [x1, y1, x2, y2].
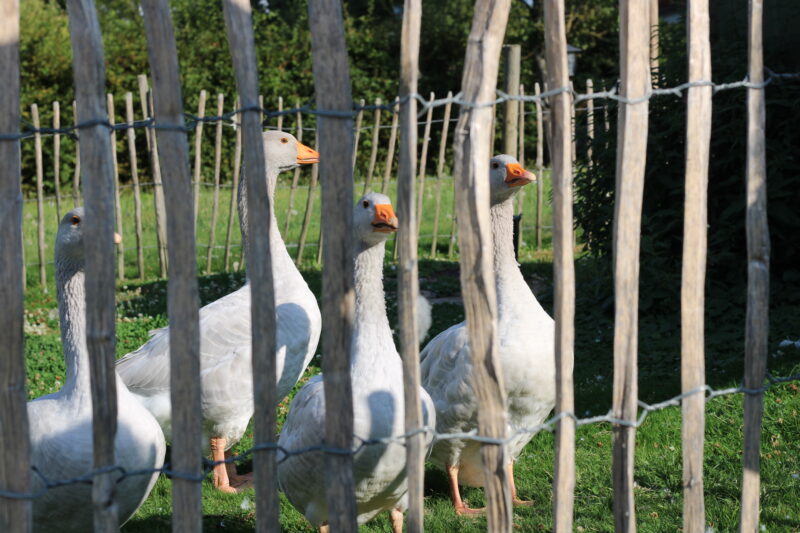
[224, 451, 254, 485]
[446, 464, 485, 516]
[389, 508, 404, 533]
[507, 461, 533, 507]
[210, 437, 252, 493]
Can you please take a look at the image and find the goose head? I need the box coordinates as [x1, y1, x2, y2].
[55, 207, 121, 272]
[354, 192, 398, 248]
[488, 154, 535, 206]
[262, 130, 319, 173]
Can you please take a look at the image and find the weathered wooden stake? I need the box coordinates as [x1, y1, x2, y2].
[284, 100, 303, 235]
[125, 92, 145, 280]
[295, 133, 320, 266]
[364, 97, 382, 193]
[544, 1, 576, 530]
[740, 1, 769, 531]
[223, 2, 280, 530]
[141, 1, 205, 531]
[680, 2, 712, 531]
[503, 44, 520, 158]
[107, 94, 125, 280]
[31, 104, 47, 288]
[138, 75, 168, 277]
[381, 97, 400, 196]
[612, 2, 651, 531]
[430, 91, 452, 257]
[224, 104, 243, 272]
[0, 4, 33, 529]
[66, 0, 120, 529]
[398, 1, 424, 530]
[415, 92, 435, 235]
[534, 82, 544, 250]
[352, 98, 365, 171]
[586, 79, 595, 167]
[206, 93, 225, 274]
[53, 101, 63, 221]
[308, 0, 359, 529]
[453, 0, 513, 530]
[72, 100, 81, 207]
[192, 89, 207, 227]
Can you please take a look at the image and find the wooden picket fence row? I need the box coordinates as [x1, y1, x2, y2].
[0, 1, 773, 533]
[18, 72, 611, 287]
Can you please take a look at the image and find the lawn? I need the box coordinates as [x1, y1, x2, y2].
[21, 170, 555, 286]
[21, 236, 800, 531]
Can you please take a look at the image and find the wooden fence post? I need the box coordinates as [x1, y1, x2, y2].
[503, 44, 520, 158]
[363, 97, 381, 193]
[650, 0, 659, 87]
[223, 2, 280, 530]
[534, 82, 544, 250]
[107, 94, 125, 280]
[295, 132, 319, 265]
[206, 93, 225, 274]
[586, 79, 594, 167]
[0, 4, 33, 530]
[352, 98, 365, 171]
[140, 2, 204, 531]
[398, 1, 424, 530]
[284, 100, 303, 235]
[53, 101, 63, 221]
[381, 96, 400, 196]
[516, 83, 526, 217]
[612, 2, 651, 531]
[31, 104, 47, 288]
[453, 1, 513, 530]
[544, 1, 576, 530]
[138, 75, 169, 277]
[72, 100, 81, 206]
[429, 91, 452, 257]
[125, 92, 146, 280]
[740, 1, 769, 531]
[415, 92, 435, 236]
[681, 1, 712, 531]
[66, 0, 120, 529]
[192, 89, 207, 227]
[307, 0, 359, 529]
[224, 103, 243, 272]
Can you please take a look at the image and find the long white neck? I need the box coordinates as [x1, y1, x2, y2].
[351, 239, 395, 371]
[56, 260, 91, 395]
[491, 196, 544, 322]
[238, 165, 297, 279]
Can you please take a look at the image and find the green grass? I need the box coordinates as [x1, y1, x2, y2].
[21, 248, 800, 532]
[21, 171, 555, 285]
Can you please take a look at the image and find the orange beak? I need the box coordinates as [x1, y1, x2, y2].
[371, 204, 399, 233]
[296, 141, 320, 165]
[114, 232, 122, 244]
[504, 162, 536, 187]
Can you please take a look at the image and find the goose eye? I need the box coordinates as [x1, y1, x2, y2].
[362, 200, 369, 208]
[71, 215, 81, 225]
[491, 162, 500, 169]
[281, 137, 289, 144]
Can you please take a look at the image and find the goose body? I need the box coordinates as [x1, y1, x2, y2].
[278, 193, 435, 530]
[420, 155, 555, 513]
[29, 208, 165, 532]
[116, 131, 321, 492]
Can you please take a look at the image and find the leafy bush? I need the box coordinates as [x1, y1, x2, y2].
[574, 6, 800, 313]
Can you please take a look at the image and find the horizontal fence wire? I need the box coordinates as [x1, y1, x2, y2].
[2, 69, 798, 142]
[1, 367, 798, 501]
[2, 70, 798, 502]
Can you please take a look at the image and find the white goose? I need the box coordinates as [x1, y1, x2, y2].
[116, 131, 322, 493]
[420, 155, 555, 515]
[28, 208, 165, 532]
[277, 193, 435, 532]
